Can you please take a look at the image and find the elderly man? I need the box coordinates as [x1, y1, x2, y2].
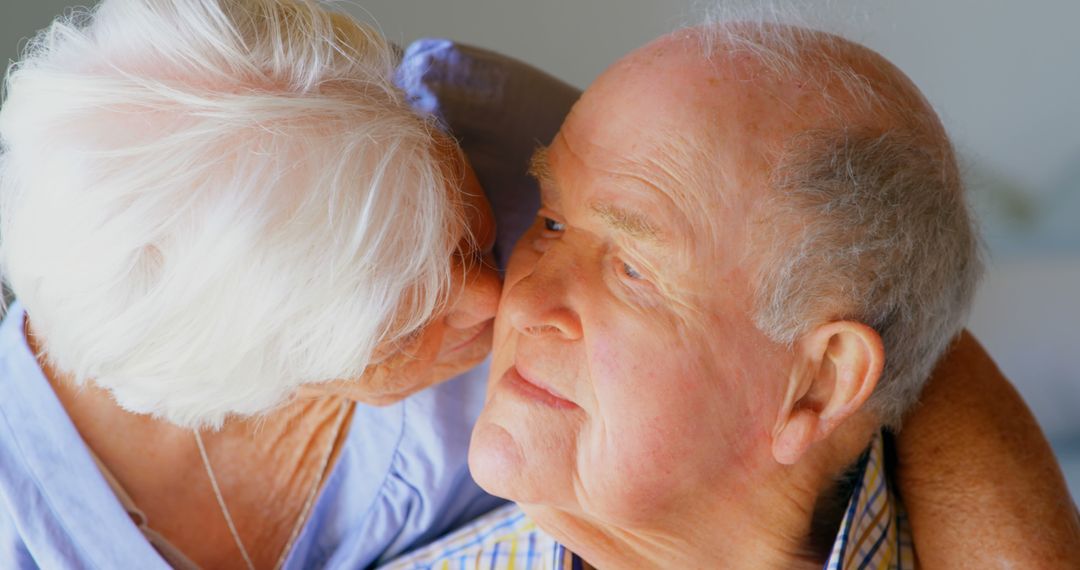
[384, 21, 1080, 570]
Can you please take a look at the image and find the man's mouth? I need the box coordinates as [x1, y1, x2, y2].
[501, 365, 579, 410]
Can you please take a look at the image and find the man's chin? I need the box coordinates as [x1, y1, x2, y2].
[468, 420, 520, 495]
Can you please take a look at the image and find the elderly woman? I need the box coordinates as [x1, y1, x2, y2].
[1, 1, 1075, 569]
[0, 1, 519, 567]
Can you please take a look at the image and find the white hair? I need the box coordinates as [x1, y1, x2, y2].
[685, 11, 983, 429]
[0, 0, 468, 428]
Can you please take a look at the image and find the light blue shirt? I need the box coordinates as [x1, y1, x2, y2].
[0, 301, 503, 569]
[0, 38, 576, 569]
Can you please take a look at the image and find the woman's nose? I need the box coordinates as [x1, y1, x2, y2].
[443, 255, 501, 330]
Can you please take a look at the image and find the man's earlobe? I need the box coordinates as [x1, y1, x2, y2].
[771, 321, 884, 465]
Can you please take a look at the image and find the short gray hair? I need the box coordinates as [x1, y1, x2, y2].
[761, 127, 981, 429]
[0, 0, 466, 427]
[690, 19, 982, 429]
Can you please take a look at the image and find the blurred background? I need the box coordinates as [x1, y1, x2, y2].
[3, 0, 1078, 496]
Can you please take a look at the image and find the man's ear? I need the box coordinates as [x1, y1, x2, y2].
[771, 321, 884, 465]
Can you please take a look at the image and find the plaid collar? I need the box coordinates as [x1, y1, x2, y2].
[825, 432, 914, 569]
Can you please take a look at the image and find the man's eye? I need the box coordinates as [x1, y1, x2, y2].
[543, 217, 565, 232]
[621, 261, 643, 280]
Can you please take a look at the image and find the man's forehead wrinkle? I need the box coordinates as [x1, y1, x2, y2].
[593, 123, 741, 275]
[551, 118, 687, 217]
[649, 125, 739, 237]
[590, 161, 699, 245]
[556, 61, 743, 276]
[606, 124, 720, 206]
[553, 121, 714, 286]
[602, 36, 809, 278]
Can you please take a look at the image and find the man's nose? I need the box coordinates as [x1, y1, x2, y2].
[503, 248, 582, 341]
[443, 256, 501, 330]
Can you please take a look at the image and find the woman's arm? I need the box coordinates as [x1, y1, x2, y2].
[897, 331, 1080, 567]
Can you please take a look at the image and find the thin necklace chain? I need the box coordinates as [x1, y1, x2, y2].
[194, 430, 255, 570]
[194, 399, 351, 570]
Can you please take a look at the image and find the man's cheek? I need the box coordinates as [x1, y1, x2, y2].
[580, 423, 700, 525]
[589, 334, 703, 413]
[585, 371, 722, 512]
[587, 333, 642, 389]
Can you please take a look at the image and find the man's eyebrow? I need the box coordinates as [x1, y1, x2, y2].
[528, 146, 560, 202]
[590, 202, 663, 243]
[530, 146, 664, 243]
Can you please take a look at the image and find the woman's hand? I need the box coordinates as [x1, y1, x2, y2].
[897, 331, 1080, 567]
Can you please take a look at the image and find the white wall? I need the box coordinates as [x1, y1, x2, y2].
[968, 256, 1080, 437]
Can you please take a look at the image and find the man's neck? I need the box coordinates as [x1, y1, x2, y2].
[808, 454, 867, 559]
[524, 430, 879, 570]
[525, 474, 832, 569]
